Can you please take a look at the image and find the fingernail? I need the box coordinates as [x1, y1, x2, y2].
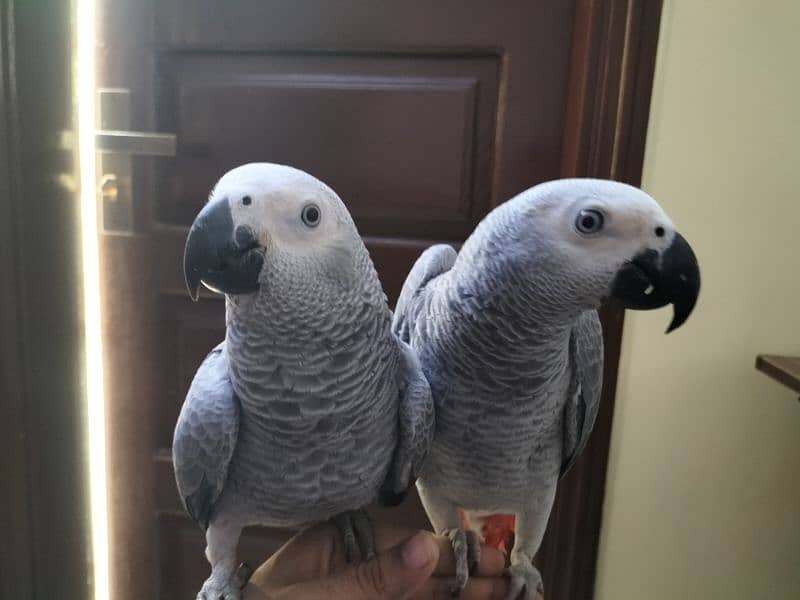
[401, 532, 434, 569]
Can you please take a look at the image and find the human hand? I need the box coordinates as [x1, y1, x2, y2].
[243, 521, 510, 599]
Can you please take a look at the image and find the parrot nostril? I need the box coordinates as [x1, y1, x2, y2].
[654, 226, 665, 238]
[235, 226, 258, 250]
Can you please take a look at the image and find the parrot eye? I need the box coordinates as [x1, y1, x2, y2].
[301, 203, 321, 227]
[242, 195, 252, 206]
[575, 209, 604, 234]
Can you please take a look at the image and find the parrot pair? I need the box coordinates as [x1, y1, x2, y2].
[174, 164, 700, 600]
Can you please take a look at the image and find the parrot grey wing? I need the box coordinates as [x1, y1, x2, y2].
[560, 309, 604, 477]
[172, 342, 240, 529]
[391, 244, 457, 343]
[379, 338, 435, 506]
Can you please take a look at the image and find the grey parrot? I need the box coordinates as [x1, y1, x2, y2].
[173, 163, 434, 599]
[392, 179, 701, 599]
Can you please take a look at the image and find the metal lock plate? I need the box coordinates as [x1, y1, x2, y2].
[96, 88, 176, 234]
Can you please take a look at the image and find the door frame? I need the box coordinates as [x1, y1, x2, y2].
[0, 1, 92, 599]
[541, 1, 664, 598]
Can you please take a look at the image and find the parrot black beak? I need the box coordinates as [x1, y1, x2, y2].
[610, 232, 700, 333]
[183, 196, 264, 301]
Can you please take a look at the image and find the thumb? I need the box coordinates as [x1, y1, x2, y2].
[286, 531, 439, 600]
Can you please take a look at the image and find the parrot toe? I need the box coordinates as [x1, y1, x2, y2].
[504, 561, 543, 600]
[443, 527, 471, 594]
[332, 509, 375, 562]
[351, 508, 376, 561]
[332, 512, 358, 563]
[465, 529, 481, 576]
[232, 562, 253, 589]
[196, 579, 242, 600]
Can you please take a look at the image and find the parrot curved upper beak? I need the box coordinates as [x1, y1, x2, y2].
[610, 232, 700, 332]
[183, 196, 264, 301]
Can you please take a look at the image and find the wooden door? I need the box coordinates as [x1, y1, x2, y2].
[96, 1, 662, 598]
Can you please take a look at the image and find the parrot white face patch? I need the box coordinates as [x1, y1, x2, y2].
[213, 162, 357, 258]
[526, 178, 677, 276]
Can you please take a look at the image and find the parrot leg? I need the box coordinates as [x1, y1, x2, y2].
[417, 481, 478, 595]
[504, 490, 555, 600]
[351, 508, 376, 560]
[198, 516, 244, 600]
[332, 509, 374, 562]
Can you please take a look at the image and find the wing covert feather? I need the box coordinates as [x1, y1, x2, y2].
[172, 343, 239, 529]
[392, 244, 457, 343]
[560, 310, 604, 477]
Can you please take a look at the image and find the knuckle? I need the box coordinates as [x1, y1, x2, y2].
[356, 558, 389, 596]
[429, 578, 455, 598]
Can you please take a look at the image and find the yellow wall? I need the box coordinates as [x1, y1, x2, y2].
[595, 1, 800, 599]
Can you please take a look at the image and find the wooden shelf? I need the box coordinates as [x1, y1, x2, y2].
[756, 354, 800, 394]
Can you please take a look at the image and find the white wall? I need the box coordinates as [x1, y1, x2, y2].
[595, 1, 800, 598]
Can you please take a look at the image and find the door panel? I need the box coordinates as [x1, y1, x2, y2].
[156, 53, 500, 239]
[97, 1, 662, 598]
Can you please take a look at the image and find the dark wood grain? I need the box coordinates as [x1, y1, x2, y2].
[756, 355, 800, 395]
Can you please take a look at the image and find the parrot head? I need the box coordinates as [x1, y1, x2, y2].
[183, 163, 359, 300]
[502, 178, 701, 332]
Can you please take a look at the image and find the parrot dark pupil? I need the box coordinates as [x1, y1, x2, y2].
[242, 196, 252, 206]
[575, 209, 604, 234]
[302, 205, 320, 227]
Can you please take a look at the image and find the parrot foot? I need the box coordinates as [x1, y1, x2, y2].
[504, 560, 544, 600]
[196, 575, 238, 599]
[332, 509, 375, 562]
[442, 528, 481, 595]
[196, 561, 251, 600]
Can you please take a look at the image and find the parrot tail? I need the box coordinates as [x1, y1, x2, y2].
[459, 510, 516, 555]
[481, 514, 516, 554]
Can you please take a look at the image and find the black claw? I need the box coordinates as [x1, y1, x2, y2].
[234, 562, 253, 589]
[343, 535, 357, 563]
[466, 531, 480, 575]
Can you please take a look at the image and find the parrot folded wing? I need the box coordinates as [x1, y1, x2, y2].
[392, 244, 457, 343]
[560, 309, 604, 477]
[172, 342, 240, 529]
[380, 338, 435, 505]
